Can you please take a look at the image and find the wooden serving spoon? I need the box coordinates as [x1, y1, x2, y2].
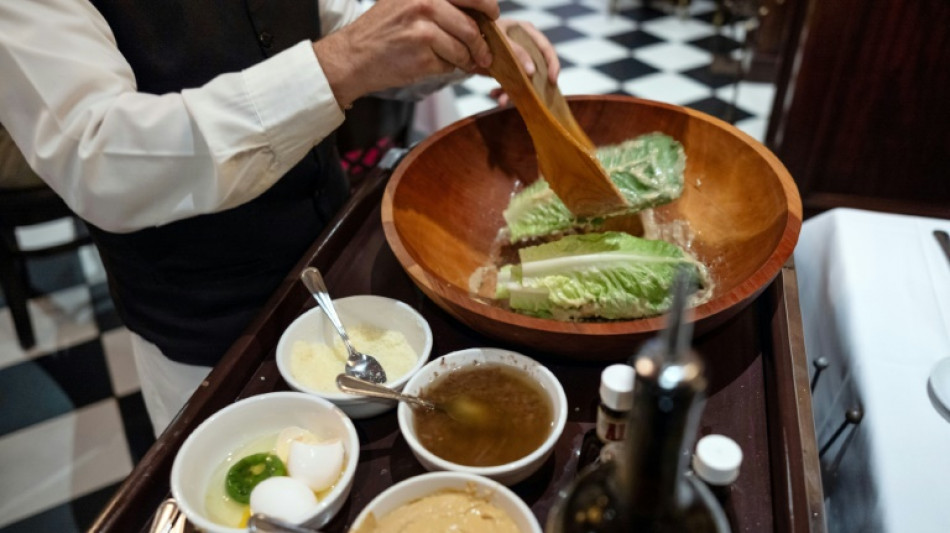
[468, 11, 629, 217]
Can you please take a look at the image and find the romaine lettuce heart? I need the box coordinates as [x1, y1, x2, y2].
[495, 232, 706, 320]
[503, 132, 686, 242]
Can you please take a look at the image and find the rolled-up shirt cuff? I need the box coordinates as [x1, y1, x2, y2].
[242, 40, 345, 162]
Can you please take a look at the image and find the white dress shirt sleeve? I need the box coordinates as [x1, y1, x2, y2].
[0, 0, 361, 234]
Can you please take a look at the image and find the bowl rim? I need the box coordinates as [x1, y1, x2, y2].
[169, 391, 360, 533]
[349, 471, 543, 533]
[275, 294, 433, 401]
[397, 347, 569, 477]
[381, 94, 803, 343]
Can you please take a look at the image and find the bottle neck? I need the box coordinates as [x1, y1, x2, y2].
[621, 347, 705, 516]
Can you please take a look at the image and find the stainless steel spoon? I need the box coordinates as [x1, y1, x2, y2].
[299, 267, 387, 384]
[336, 374, 491, 427]
[336, 373, 436, 410]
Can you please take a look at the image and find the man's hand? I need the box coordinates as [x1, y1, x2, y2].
[480, 19, 560, 106]
[486, 19, 560, 83]
[314, 0, 501, 109]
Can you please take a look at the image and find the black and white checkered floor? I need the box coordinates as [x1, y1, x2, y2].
[0, 0, 773, 530]
[457, 0, 772, 139]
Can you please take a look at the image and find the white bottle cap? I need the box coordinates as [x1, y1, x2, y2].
[600, 364, 635, 411]
[692, 434, 743, 486]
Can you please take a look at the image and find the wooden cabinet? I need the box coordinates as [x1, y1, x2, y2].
[765, 0, 950, 219]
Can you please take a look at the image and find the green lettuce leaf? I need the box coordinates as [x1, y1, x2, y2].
[495, 231, 705, 320]
[503, 132, 686, 242]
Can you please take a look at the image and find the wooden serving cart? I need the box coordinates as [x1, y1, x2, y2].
[90, 164, 825, 533]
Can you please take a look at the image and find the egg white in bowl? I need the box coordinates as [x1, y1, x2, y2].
[171, 392, 359, 533]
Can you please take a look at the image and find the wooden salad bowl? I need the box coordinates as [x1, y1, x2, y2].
[381, 95, 802, 360]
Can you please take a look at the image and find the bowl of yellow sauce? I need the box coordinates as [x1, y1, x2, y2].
[276, 295, 433, 418]
[351, 471, 542, 533]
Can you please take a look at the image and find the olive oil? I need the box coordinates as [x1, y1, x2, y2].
[546, 269, 730, 533]
[413, 364, 553, 467]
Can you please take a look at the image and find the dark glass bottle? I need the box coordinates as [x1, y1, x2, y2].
[546, 270, 730, 533]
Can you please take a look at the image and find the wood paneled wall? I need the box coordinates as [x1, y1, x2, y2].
[766, 0, 950, 219]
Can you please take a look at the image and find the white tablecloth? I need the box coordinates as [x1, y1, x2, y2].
[794, 208, 950, 533]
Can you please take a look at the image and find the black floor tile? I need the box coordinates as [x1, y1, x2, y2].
[549, 3, 597, 19]
[543, 25, 586, 45]
[688, 34, 743, 56]
[118, 391, 156, 464]
[617, 6, 668, 22]
[609, 29, 664, 50]
[681, 64, 741, 89]
[498, 0, 525, 14]
[693, 8, 750, 27]
[34, 338, 113, 409]
[594, 56, 660, 81]
[0, 481, 121, 533]
[0, 361, 75, 436]
[683, 96, 754, 124]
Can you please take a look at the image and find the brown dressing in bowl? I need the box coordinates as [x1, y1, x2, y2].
[413, 364, 553, 467]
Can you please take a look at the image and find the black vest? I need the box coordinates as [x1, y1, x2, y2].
[87, 0, 349, 366]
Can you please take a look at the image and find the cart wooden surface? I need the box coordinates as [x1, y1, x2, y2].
[90, 165, 825, 533]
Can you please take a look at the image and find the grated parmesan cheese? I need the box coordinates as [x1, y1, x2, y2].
[290, 324, 418, 392]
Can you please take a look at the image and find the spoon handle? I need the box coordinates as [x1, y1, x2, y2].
[300, 267, 354, 349]
[336, 374, 435, 410]
[248, 513, 322, 533]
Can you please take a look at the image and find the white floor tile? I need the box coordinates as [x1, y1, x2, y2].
[0, 399, 133, 527]
[558, 66, 620, 95]
[502, 9, 562, 31]
[460, 74, 502, 94]
[685, 0, 718, 15]
[716, 81, 776, 117]
[0, 313, 29, 369]
[634, 41, 712, 72]
[0, 286, 98, 371]
[578, 0, 613, 13]
[623, 72, 711, 105]
[455, 94, 499, 118]
[732, 116, 769, 143]
[78, 244, 107, 286]
[555, 37, 630, 66]
[102, 328, 139, 397]
[641, 15, 716, 42]
[565, 12, 637, 36]
[29, 286, 98, 350]
[722, 21, 749, 45]
[14, 217, 76, 253]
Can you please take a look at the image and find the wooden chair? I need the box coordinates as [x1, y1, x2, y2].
[0, 181, 92, 351]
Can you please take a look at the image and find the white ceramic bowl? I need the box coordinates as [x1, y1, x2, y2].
[398, 348, 568, 486]
[351, 471, 542, 533]
[276, 295, 433, 418]
[170, 392, 359, 533]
